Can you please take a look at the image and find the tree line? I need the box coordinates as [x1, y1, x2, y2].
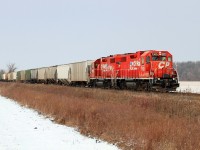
[175, 61, 200, 81]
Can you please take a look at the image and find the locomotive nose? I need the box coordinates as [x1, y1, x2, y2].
[163, 73, 170, 78]
[151, 61, 173, 78]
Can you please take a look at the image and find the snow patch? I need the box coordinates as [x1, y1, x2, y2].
[177, 81, 200, 94]
[0, 96, 119, 150]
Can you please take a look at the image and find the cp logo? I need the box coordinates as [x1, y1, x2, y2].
[158, 62, 170, 69]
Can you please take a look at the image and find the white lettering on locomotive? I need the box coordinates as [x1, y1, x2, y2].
[101, 64, 113, 70]
[130, 61, 140, 70]
[166, 62, 170, 67]
[101, 64, 108, 69]
[158, 62, 170, 69]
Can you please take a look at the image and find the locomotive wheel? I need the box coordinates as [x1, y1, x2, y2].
[119, 81, 126, 90]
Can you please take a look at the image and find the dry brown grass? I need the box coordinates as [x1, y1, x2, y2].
[0, 82, 200, 150]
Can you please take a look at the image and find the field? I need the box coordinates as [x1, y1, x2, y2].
[0, 82, 200, 150]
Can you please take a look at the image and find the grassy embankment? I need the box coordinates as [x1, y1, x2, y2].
[0, 82, 200, 150]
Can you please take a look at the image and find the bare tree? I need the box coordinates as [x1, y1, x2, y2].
[7, 63, 17, 73]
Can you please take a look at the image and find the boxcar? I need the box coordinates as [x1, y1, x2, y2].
[25, 70, 31, 82]
[57, 64, 70, 85]
[8, 73, 11, 81]
[46, 66, 57, 84]
[10, 72, 13, 81]
[2, 73, 5, 81]
[20, 70, 26, 82]
[17, 71, 21, 82]
[11, 72, 17, 81]
[1, 73, 5, 81]
[69, 60, 93, 86]
[5, 73, 8, 81]
[31, 69, 38, 83]
[37, 67, 47, 83]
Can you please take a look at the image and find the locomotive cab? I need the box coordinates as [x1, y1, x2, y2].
[142, 50, 179, 91]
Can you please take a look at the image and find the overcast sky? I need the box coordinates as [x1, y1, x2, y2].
[0, 0, 199, 70]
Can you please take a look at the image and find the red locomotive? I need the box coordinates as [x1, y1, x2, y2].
[89, 50, 179, 91]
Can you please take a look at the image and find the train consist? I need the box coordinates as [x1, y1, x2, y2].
[0, 50, 179, 92]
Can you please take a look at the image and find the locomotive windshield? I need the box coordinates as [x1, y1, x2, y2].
[152, 56, 159, 61]
[152, 55, 167, 61]
[161, 56, 166, 61]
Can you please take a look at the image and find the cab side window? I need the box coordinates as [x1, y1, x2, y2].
[161, 56, 166, 61]
[142, 57, 144, 65]
[146, 56, 150, 63]
[152, 56, 158, 61]
[168, 57, 172, 61]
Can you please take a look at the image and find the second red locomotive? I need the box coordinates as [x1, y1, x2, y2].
[89, 50, 179, 91]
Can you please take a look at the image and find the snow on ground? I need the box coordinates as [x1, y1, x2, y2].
[177, 81, 200, 94]
[0, 96, 119, 150]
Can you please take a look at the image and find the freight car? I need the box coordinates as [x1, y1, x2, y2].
[37, 67, 47, 83]
[57, 64, 70, 85]
[31, 68, 38, 83]
[0, 50, 179, 92]
[69, 60, 93, 86]
[89, 50, 179, 91]
[11, 72, 17, 81]
[10, 60, 93, 86]
[1, 72, 17, 82]
[17, 70, 26, 82]
[2, 73, 7, 81]
[46, 66, 57, 84]
[7, 72, 17, 82]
